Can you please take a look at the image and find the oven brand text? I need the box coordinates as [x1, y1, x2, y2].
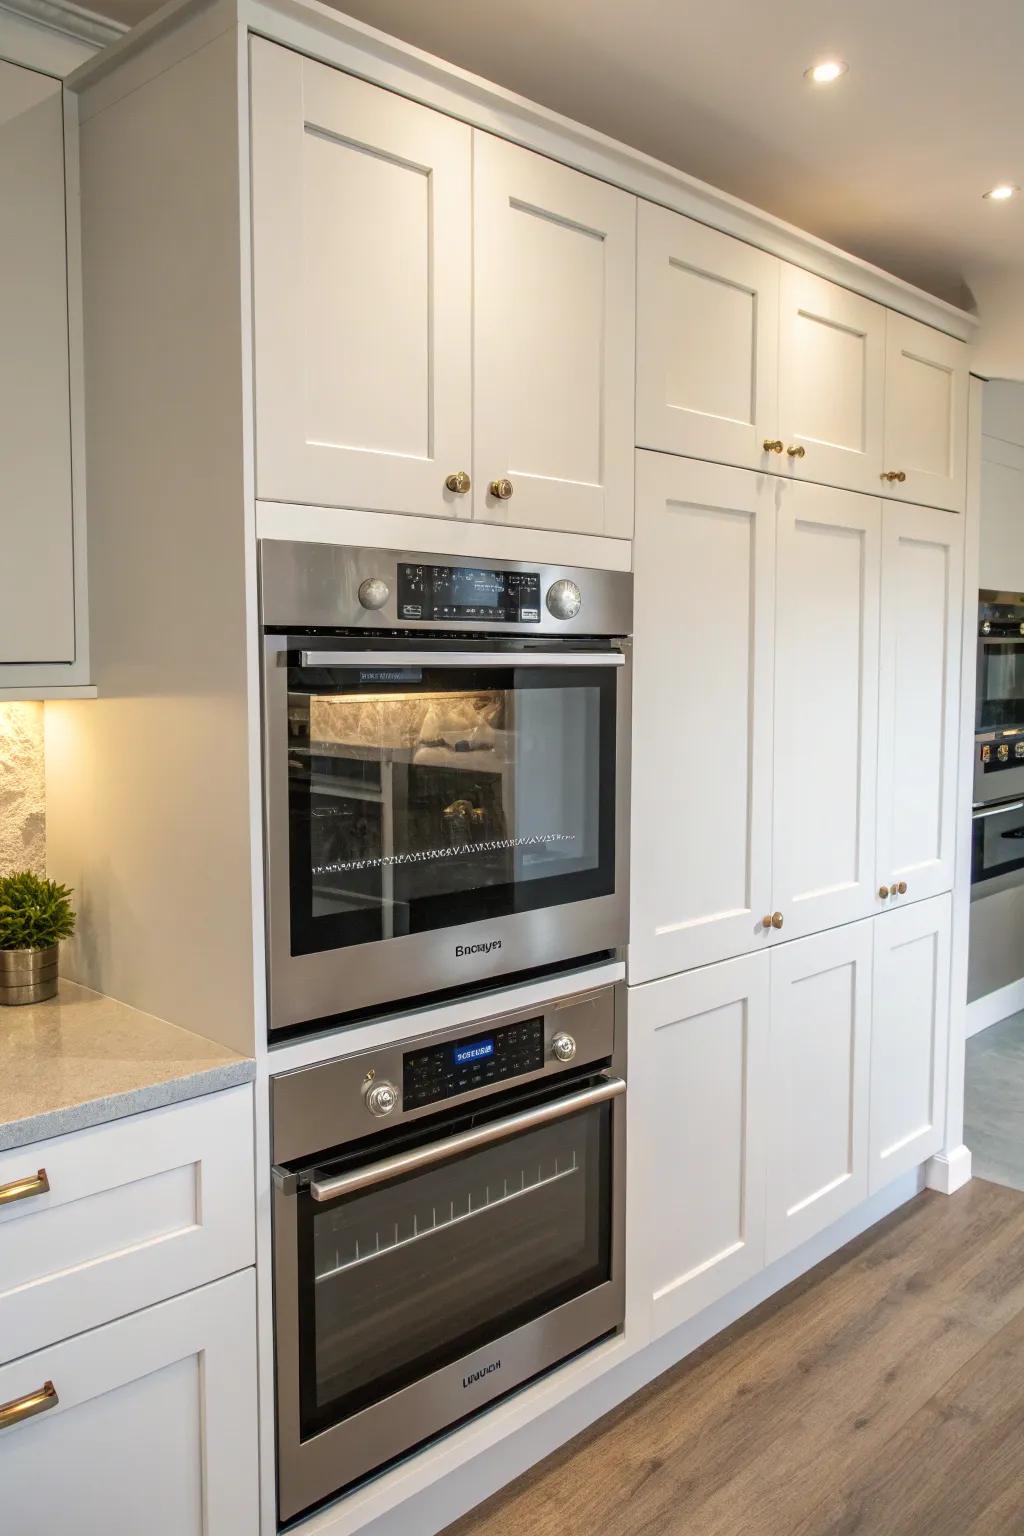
[455, 940, 503, 958]
[463, 1360, 501, 1389]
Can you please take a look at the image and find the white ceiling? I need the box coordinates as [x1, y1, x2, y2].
[89, 0, 1024, 317]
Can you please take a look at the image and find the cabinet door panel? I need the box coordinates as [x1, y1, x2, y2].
[473, 133, 635, 537]
[779, 266, 885, 494]
[773, 481, 881, 938]
[877, 502, 963, 902]
[636, 203, 780, 470]
[870, 894, 950, 1192]
[766, 923, 872, 1262]
[251, 39, 472, 516]
[883, 313, 968, 512]
[629, 953, 769, 1335]
[630, 453, 775, 980]
[0, 62, 74, 663]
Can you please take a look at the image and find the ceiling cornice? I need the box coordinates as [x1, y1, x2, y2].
[0, 0, 124, 48]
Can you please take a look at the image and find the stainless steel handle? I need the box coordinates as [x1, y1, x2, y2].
[298, 650, 625, 670]
[307, 1073, 626, 1202]
[0, 1381, 58, 1430]
[973, 800, 1024, 819]
[0, 1168, 49, 1206]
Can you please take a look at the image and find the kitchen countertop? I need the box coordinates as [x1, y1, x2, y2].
[0, 980, 255, 1151]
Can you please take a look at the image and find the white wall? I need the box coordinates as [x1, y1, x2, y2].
[979, 380, 1024, 593]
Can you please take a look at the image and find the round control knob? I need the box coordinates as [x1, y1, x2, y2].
[552, 1032, 577, 1063]
[982, 620, 992, 635]
[999, 743, 1010, 762]
[364, 1080, 399, 1118]
[546, 579, 582, 621]
[1018, 622, 1024, 636]
[358, 577, 390, 611]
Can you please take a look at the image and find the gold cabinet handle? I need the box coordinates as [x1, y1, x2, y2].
[762, 911, 784, 930]
[879, 885, 890, 899]
[444, 470, 471, 494]
[763, 439, 784, 454]
[896, 880, 908, 894]
[787, 445, 806, 458]
[882, 471, 907, 483]
[0, 1381, 58, 1430]
[0, 1168, 49, 1206]
[488, 478, 514, 500]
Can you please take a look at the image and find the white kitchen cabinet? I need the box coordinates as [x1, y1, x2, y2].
[876, 502, 963, 906]
[772, 480, 881, 940]
[778, 265, 886, 495]
[629, 953, 770, 1335]
[765, 921, 872, 1263]
[250, 38, 473, 518]
[630, 452, 776, 980]
[635, 204, 780, 472]
[0, 60, 75, 666]
[0, 1269, 258, 1536]
[869, 894, 950, 1194]
[473, 132, 635, 537]
[882, 312, 969, 512]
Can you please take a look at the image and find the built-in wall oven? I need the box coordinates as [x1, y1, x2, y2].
[271, 985, 625, 1525]
[260, 541, 632, 1037]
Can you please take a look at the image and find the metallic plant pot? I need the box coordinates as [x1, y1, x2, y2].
[0, 946, 59, 1006]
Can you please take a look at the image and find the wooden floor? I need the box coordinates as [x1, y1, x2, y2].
[965, 1011, 1024, 1191]
[445, 1179, 1024, 1536]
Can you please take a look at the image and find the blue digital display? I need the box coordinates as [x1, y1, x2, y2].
[452, 1039, 495, 1066]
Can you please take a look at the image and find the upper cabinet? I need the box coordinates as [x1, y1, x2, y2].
[0, 61, 78, 674]
[882, 313, 969, 512]
[250, 39, 635, 538]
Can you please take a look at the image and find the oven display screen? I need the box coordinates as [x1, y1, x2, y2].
[398, 563, 541, 623]
[403, 1016, 546, 1108]
[452, 1039, 494, 1066]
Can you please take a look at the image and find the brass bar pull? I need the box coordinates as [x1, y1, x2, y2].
[0, 1381, 58, 1430]
[0, 1168, 49, 1206]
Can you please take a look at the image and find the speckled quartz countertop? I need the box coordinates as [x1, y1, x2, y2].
[0, 980, 255, 1151]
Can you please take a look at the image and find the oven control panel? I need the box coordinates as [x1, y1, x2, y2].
[403, 1016, 546, 1108]
[397, 563, 541, 624]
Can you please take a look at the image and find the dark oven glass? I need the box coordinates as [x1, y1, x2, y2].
[978, 641, 1024, 731]
[284, 655, 617, 956]
[295, 1084, 612, 1440]
[973, 799, 1024, 886]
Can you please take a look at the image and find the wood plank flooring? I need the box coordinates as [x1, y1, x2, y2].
[965, 1010, 1024, 1190]
[444, 1179, 1024, 1536]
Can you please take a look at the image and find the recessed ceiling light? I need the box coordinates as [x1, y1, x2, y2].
[804, 59, 848, 84]
[984, 183, 1020, 201]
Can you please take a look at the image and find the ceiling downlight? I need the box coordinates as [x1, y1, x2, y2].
[804, 60, 848, 85]
[983, 184, 1020, 202]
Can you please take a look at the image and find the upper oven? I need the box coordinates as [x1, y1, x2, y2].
[976, 591, 1024, 734]
[259, 542, 632, 1038]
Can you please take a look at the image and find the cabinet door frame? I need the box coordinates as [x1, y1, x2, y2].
[778, 265, 886, 495]
[876, 501, 963, 904]
[869, 894, 951, 1193]
[882, 312, 969, 513]
[472, 131, 635, 538]
[635, 203, 780, 471]
[630, 452, 776, 980]
[250, 39, 473, 518]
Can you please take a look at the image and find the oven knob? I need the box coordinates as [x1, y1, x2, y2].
[999, 744, 1010, 762]
[982, 620, 992, 635]
[551, 1032, 577, 1063]
[364, 1080, 399, 1118]
[358, 577, 391, 611]
[546, 579, 582, 621]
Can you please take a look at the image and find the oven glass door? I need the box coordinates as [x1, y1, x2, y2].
[973, 798, 1024, 887]
[293, 1077, 613, 1442]
[281, 650, 618, 957]
[977, 639, 1024, 731]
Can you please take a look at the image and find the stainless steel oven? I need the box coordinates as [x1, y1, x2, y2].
[271, 985, 625, 1525]
[260, 541, 632, 1038]
[972, 796, 1024, 897]
[976, 591, 1024, 734]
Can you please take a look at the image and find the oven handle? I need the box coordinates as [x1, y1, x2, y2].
[295, 650, 625, 669]
[973, 800, 1024, 820]
[300, 1073, 626, 1203]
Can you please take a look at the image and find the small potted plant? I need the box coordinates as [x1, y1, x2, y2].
[0, 871, 76, 1006]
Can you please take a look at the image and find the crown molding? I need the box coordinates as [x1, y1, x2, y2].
[0, 0, 124, 49]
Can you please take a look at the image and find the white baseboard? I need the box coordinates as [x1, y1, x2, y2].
[966, 976, 1024, 1038]
[926, 1144, 973, 1194]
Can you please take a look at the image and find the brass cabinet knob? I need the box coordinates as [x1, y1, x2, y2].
[763, 439, 784, 454]
[762, 911, 784, 930]
[489, 478, 514, 500]
[444, 470, 471, 494]
[896, 880, 908, 894]
[879, 885, 890, 899]
[787, 444, 806, 458]
[882, 470, 907, 483]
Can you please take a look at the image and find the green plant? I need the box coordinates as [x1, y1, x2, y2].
[0, 871, 76, 951]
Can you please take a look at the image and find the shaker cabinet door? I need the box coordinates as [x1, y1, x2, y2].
[778, 265, 886, 495]
[250, 39, 472, 517]
[472, 132, 635, 538]
[876, 502, 963, 904]
[882, 312, 969, 512]
[630, 453, 776, 981]
[635, 203, 780, 471]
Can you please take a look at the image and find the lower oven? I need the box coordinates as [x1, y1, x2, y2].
[972, 796, 1024, 898]
[271, 985, 626, 1525]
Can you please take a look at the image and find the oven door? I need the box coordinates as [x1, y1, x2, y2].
[273, 1070, 625, 1523]
[977, 637, 1024, 732]
[263, 640, 628, 1033]
[972, 798, 1024, 898]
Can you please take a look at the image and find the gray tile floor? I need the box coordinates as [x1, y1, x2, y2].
[965, 1010, 1024, 1190]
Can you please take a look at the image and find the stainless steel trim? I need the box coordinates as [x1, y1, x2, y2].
[972, 800, 1024, 819]
[307, 1074, 625, 1202]
[298, 649, 625, 669]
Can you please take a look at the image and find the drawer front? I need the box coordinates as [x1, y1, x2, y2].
[0, 1086, 254, 1362]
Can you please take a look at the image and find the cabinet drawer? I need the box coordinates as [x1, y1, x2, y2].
[0, 1086, 254, 1362]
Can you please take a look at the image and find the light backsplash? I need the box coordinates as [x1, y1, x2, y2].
[0, 701, 46, 876]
